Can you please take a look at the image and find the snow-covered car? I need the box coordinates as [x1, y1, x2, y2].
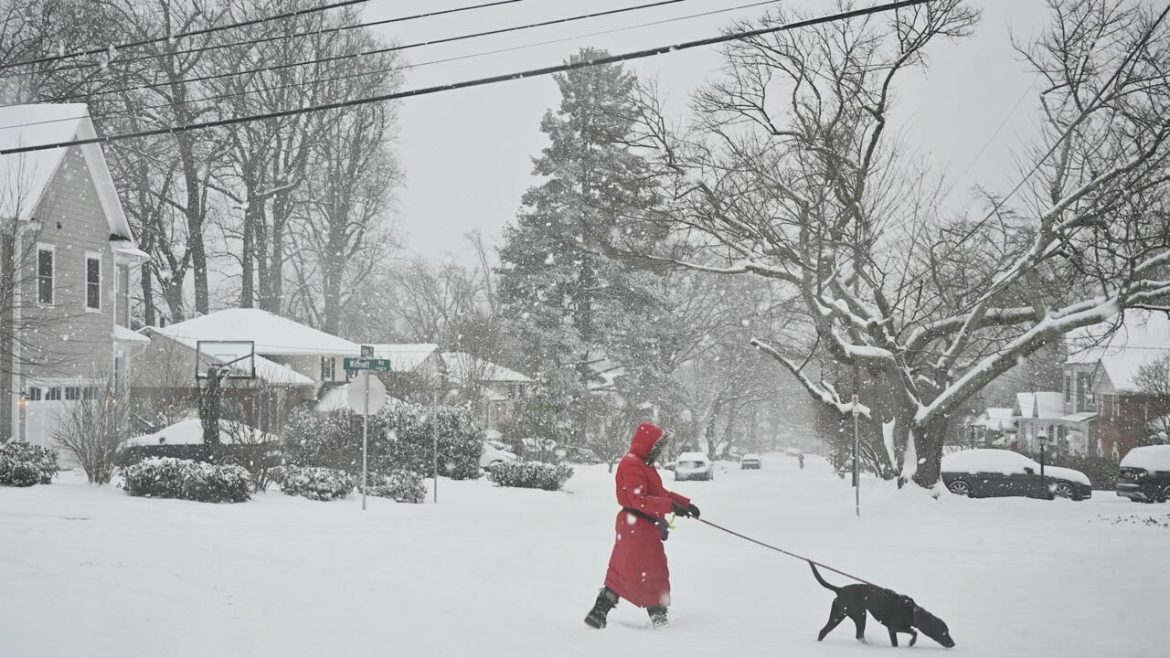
[1117, 445, 1170, 503]
[740, 454, 762, 470]
[674, 452, 714, 481]
[481, 440, 518, 471]
[941, 449, 1091, 501]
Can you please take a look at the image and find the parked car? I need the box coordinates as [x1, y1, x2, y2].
[941, 449, 1091, 501]
[674, 452, 715, 481]
[481, 440, 518, 471]
[1117, 445, 1170, 503]
[740, 454, 762, 469]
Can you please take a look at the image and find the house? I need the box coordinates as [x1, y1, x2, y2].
[0, 103, 149, 447]
[1013, 392, 1066, 453]
[1066, 311, 1170, 459]
[966, 407, 1016, 447]
[133, 308, 361, 431]
[441, 351, 532, 432]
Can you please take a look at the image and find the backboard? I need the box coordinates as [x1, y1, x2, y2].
[195, 340, 256, 380]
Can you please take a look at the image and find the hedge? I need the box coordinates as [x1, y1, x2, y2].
[122, 457, 251, 503]
[276, 465, 354, 501]
[487, 462, 574, 491]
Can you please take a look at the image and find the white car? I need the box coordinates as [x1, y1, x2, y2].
[674, 452, 715, 481]
[481, 440, 518, 470]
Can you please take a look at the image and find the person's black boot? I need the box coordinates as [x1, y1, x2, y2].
[648, 605, 669, 628]
[584, 588, 619, 629]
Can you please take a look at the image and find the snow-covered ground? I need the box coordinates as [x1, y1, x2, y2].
[2, 455, 1166, 657]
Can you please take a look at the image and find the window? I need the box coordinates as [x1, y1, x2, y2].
[82, 387, 99, 401]
[45, 387, 62, 401]
[321, 357, 335, 381]
[37, 247, 54, 304]
[26, 387, 42, 401]
[85, 254, 101, 310]
[64, 387, 81, 401]
[1064, 375, 1071, 403]
[1076, 372, 1092, 411]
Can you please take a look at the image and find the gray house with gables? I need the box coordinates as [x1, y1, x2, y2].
[0, 103, 148, 447]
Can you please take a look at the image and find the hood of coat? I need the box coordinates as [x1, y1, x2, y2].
[629, 422, 665, 460]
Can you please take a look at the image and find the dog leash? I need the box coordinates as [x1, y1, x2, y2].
[697, 518, 879, 587]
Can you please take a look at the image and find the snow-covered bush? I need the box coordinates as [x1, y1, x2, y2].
[367, 469, 426, 504]
[487, 462, 574, 491]
[122, 457, 251, 503]
[284, 401, 483, 481]
[0, 442, 59, 487]
[120, 444, 282, 493]
[276, 465, 354, 502]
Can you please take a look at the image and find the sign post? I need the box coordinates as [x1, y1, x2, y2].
[346, 347, 389, 510]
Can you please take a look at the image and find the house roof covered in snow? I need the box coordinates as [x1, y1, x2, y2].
[442, 352, 531, 384]
[1066, 310, 1170, 393]
[979, 407, 1015, 430]
[370, 343, 438, 372]
[1015, 392, 1064, 419]
[154, 308, 360, 357]
[0, 104, 134, 241]
[142, 327, 315, 386]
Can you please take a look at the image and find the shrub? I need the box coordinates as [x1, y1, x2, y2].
[53, 377, 128, 485]
[284, 401, 484, 481]
[487, 461, 574, 491]
[276, 465, 354, 501]
[367, 469, 427, 504]
[122, 457, 251, 503]
[0, 442, 59, 487]
[119, 443, 282, 492]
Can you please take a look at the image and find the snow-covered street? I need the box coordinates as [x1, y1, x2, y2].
[2, 455, 1165, 658]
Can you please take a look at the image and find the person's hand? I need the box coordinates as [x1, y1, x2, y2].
[673, 501, 700, 519]
[687, 503, 700, 520]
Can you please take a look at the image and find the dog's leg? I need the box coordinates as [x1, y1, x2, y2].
[817, 599, 848, 641]
[887, 626, 898, 647]
[849, 609, 867, 642]
[907, 628, 918, 646]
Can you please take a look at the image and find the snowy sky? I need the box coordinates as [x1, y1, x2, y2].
[365, 0, 1052, 264]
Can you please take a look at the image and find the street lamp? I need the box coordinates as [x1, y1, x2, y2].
[1037, 429, 1048, 480]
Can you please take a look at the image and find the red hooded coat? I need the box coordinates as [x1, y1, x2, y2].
[603, 422, 691, 608]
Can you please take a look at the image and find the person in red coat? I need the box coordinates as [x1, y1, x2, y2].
[584, 422, 700, 629]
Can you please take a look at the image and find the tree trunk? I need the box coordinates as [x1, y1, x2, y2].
[141, 266, 156, 327]
[910, 417, 948, 488]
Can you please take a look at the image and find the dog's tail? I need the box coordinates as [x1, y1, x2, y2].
[809, 561, 839, 592]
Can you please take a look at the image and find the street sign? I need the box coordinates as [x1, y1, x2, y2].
[347, 375, 387, 416]
[344, 357, 391, 372]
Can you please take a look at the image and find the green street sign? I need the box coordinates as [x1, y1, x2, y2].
[344, 357, 391, 372]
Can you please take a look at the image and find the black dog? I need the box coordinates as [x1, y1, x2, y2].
[810, 562, 955, 648]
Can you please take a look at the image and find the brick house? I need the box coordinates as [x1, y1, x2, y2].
[0, 104, 149, 447]
[1067, 311, 1170, 459]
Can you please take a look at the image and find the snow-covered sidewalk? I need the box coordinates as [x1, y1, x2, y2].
[2, 455, 1165, 657]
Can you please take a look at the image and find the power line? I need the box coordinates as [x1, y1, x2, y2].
[1, 0, 784, 132]
[34, 0, 528, 79]
[51, 0, 693, 103]
[1, 0, 934, 157]
[0, 0, 370, 72]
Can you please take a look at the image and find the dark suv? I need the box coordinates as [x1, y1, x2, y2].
[1117, 445, 1170, 503]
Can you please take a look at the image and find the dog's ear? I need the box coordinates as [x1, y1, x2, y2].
[901, 595, 916, 608]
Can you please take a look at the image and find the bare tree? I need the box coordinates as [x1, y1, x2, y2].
[53, 375, 129, 484]
[1134, 353, 1170, 443]
[630, 0, 1170, 487]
